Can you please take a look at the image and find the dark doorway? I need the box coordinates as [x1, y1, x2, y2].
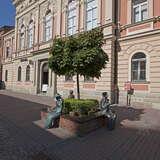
[43, 72, 48, 84]
[41, 63, 49, 92]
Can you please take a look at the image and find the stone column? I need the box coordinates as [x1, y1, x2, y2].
[61, 5, 67, 36]
[49, 68, 52, 87]
[33, 22, 36, 48]
[105, 0, 113, 23]
[149, 0, 153, 18]
[80, 0, 85, 31]
[76, 1, 80, 33]
[34, 61, 37, 86]
[15, 17, 19, 54]
[127, 0, 131, 24]
[34, 60, 40, 94]
[56, 0, 62, 36]
[37, 4, 40, 48]
[97, 0, 102, 26]
[24, 26, 27, 50]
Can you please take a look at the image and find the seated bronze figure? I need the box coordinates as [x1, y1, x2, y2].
[44, 94, 63, 129]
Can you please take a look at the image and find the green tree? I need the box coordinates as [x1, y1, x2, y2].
[49, 28, 108, 99]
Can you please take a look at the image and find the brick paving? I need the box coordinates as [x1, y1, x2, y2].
[0, 90, 54, 106]
[0, 90, 160, 160]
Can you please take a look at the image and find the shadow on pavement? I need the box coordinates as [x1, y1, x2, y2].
[114, 106, 145, 127]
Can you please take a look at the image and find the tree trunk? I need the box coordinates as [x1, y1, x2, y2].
[53, 73, 57, 96]
[76, 73, 80, 99]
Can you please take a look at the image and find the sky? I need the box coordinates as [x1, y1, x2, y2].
[0, 0, 15, 27]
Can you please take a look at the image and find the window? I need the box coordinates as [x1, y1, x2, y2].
[6, 47, 10, 58]
[18, 66, 22, 81]
[131, 52, 146, 81]
[86, 0, 97, 30]
[84, 75, 94, 82]
[28, 21, 34, 48]
[44, 12, 52, 41]
[132, 0, 148, 23]
[65, 74, 73, 82]
[26, 65, 30, 81]
[20, 25, 25, 50]
[5, 70, 8, 82]
[67, 0, 76, 35]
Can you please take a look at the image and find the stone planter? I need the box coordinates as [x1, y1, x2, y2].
[60, 113, 106, 136]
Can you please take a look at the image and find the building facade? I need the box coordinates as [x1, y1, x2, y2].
[3, 0, 116, 100]
[118, 0, 160, 108]
[2, 0, 160, 107]
[0, 26, 14, 81]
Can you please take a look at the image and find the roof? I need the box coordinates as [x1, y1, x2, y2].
[0, 26, 14, 33]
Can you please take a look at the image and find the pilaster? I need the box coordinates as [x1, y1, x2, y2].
[97, 0, 102, 26]
[105, 0, 113, 23]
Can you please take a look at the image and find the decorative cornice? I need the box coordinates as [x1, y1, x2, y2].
[120, 17, 160, 31]
[13, 0, 23, 6]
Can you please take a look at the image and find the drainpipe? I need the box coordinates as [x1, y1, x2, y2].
[113, 0, 119, 104]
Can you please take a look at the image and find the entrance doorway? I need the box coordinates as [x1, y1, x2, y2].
[41, 63, 49, 92]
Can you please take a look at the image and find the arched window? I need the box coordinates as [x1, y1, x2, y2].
[131, 52, 146, 81]
[18, 66, 22, 81]
[44, 11, 52, 41]
[67, 0, 76, 35]
[20, 25, 25, 50]
[5, 70, 8, 82]
[26, 65, 30, 81]
[86, 0, 97, 31]
[28, 21, 34, 48]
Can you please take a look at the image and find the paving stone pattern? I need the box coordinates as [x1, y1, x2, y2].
[0, 91, 160, 160]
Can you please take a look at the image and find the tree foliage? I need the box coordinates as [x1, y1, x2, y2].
[49, 28, 108, 78]
[49, 28, 109, 98]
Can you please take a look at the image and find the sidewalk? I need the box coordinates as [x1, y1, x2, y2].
[0, 90, 54, 107]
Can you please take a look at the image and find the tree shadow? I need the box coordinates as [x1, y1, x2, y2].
[113, 106, 145, 127]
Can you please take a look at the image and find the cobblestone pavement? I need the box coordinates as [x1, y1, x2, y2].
[0, 91, 160, 160]
[0, 90, 54, 106]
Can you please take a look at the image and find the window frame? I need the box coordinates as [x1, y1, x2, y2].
[67, 0, 77, 36]
[44, 12, 52, 42]
[131, 53, 146, 82]
[86, 0, 98, 31]
[132, 0, 148, 23]
[26, 65, 30, 82]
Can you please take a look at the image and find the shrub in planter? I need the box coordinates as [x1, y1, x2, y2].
[63, 99, 99, 116]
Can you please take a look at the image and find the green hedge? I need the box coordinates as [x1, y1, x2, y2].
[63, 99, 99, 115]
